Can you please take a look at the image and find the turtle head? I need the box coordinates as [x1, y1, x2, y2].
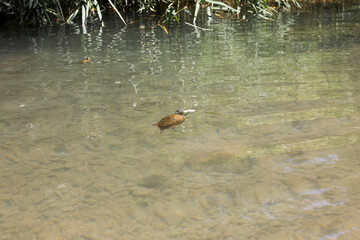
[175, 110, 185, 115]
[175, 110, 190, 116]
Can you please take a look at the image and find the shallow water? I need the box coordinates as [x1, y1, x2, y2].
[1, 4, 360, 239]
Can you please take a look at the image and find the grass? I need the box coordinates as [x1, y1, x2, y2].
[0, 0, 301, 27]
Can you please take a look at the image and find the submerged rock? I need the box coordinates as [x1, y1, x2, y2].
[186, 151, 254, 173]
[53, 143, 67, 154]
[138, 174, 168, 188]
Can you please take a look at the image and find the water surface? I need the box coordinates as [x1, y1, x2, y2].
[0, 4, 360, 239]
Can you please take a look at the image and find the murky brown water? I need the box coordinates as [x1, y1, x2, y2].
[1, 3, 360, 239]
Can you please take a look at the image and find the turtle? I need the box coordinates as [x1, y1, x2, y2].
[80, 57, 91, 63]
[153, 110, 188, 133]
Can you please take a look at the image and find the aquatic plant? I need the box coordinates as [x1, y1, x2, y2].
[0, 0, 125, 25]
[155, 0, 301, 33]
[0, 0, 300, 26]
[66, 0, 126, 26]
[0, 0, 53, 24]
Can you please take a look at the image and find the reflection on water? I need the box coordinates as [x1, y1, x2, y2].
[1, 4, 360, 239]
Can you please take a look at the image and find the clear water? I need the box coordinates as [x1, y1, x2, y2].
[1, 4, 360, 239]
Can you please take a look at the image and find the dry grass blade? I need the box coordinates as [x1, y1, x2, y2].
[94, 0, 102, 21]
[205, 0, 240, 14]
[56, 0, 64, 20]
[85, 1, 90, 18]
[108, 0, 127, 25]
[81, 5, 86, 26]
[67, 9, 79, 23]
[185, 22, 213, 31]
[193, 0, 201, 25]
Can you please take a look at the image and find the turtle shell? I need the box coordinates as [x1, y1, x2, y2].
[155, 111, 186, 133]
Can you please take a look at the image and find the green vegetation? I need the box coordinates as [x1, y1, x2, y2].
[0, 0, 300, 28]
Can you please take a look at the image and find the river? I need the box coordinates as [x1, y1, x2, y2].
[0, 3, 359, 239]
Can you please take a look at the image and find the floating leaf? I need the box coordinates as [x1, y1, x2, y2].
[159, 25, 168, 34]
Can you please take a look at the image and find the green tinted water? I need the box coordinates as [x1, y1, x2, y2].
[0, 4, 360, 239]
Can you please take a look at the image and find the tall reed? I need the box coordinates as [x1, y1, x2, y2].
[0, 0, 300, 26]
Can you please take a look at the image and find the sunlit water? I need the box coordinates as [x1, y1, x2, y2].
[1, 3, 360, 239]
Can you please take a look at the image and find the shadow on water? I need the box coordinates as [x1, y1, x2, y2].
[0, 3, 360, 239]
